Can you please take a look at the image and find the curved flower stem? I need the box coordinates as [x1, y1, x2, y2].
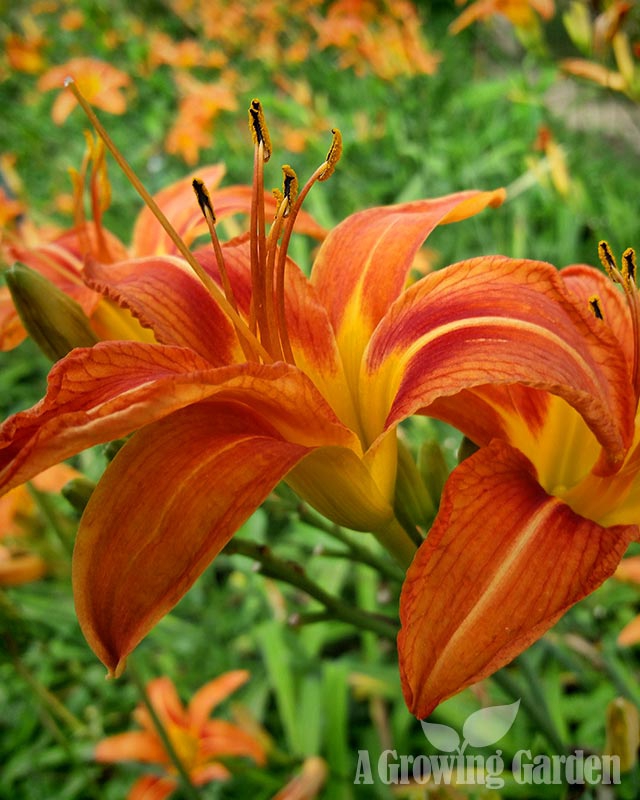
[4, 628, 84, 734]
[224, 539, 399, 639]
[373, 517, 418, 570]
[127, 661, 202, 800]
[296, 505, 404, 583]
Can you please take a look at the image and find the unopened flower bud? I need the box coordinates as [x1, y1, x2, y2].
[5, 263, 98, 361]
[61, 477, 96, 513]
[605, 697, 639, 772]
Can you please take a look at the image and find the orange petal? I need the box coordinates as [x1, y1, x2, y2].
[311, 190, 505, 385]
[561, 264, 633, 363]
[560, 58, 627, 91]
[95, 730, 167, 764]
[0, 550, 47, 585]
[0, 343, 358, 498]
[398, 439, 634, 718]
[0, 342, 214, 493]
[200, 719, 266, 764]
[129, 775, 178, 800]
[615, 555, 640, 584]
[130, 168, 325, 259]
[72, 401, 312, 674]
[188, 670, 250, 729]
[363, 256, 634, 464]
[144, 677, 188, 728]
[84, 255, 242, 365]
[618, 615, 640, 646]
[130, 165, 226, 257]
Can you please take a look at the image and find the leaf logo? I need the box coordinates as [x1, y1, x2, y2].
[420, 700, 520, 753]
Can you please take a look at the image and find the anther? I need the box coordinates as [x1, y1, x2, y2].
[588, 295, 604, 320]
[598, 240, 619, 281]
[623, 248, 637, 286]
[280, 165, 298, 217]
[248, 99, 272, 162]
[192, 178, 216, 224]
[318, 128, 342, 182]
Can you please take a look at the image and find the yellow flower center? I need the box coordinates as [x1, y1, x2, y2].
[165, 723, 201, 773]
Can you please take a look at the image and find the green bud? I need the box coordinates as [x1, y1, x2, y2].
[394, 438, 436, 533]
[61, 477, 96, 514]
[5, 263, 98, 361]
[605, 697, 639, 772]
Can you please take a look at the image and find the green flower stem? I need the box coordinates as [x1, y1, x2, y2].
[128, 661, 202, 800]
[373, 517, 418, 570]
[224, 538, 399, 639]
[4, 632, 84, 734]
[297, 505, 404, 582]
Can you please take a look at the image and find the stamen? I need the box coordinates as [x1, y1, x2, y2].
[588, 295, 604, 320]
[598, 240, 620, 282]
[67, 78, 269, 363]
[318, 128, 342, 182]
[599, 241, 640, 406]
[623, 248, 637, 285]
[281, 165, 298, 215]
[248, 99, 272, 162]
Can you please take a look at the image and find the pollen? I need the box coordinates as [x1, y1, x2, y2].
[280, 165, 298, 215]
[192, 177, 215, 224]
[248, 98, 272, 162]
[598, 240, 619, 281]
[588, 295, 604, 320]
[623, 248, 637, 286]
[318, 128, 342, 182]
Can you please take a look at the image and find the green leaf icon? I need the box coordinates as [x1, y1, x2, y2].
[419, 721, 460, 752]
[462, 700, 520, 748]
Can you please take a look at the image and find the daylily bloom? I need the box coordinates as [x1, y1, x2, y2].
[0, 97, 617, 692]
[449, 0, 554, 34]
[38, 57, 131, 124]
[95, 672, 265, 799]
[399, 242, 640, 717]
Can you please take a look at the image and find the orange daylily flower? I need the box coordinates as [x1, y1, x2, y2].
[38, 57, 131, 124]
[399, 243, 640, 717]
[450, 0, 554, 34]
[95, 672, 265, 799]
[5, 31, 46, 74]
[164, 71, 238, 165]
[0, 100, 617, 693]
